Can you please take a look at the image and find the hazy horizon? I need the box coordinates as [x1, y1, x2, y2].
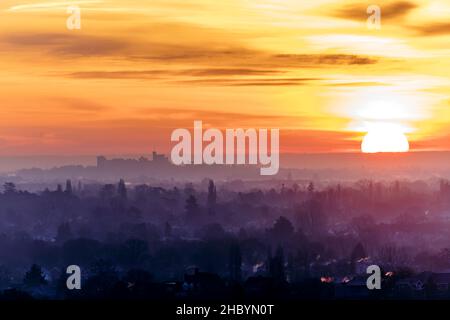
[2, 150, 450, 173]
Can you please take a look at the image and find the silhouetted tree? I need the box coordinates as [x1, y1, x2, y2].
[229, 244, 242, 283]
[56, 222, 72, 243]
[307, 182, 314, 194]
[3, 182, 17, 195]
[269, 246, 285, 283]
[119, 239, 149, 266]
[207, 180, 217, 216]
[0, 289, 33, 300]
[185, 195, 199, 217]
[184, 183, 195, 197]
[269, 216, 294, 242]
[118, 179, 127, 200]
[127, 206, 142, 221]
[100, 184, 115, 200]
[85, 259, 119, 298]
[65, 180, 73, 195]
[62, 238, 101, 266]
[350, 242, 367, 273]
[23, 264, 47, 287]
[296, 199, 326, 235]
[378, 244, 410, 269]
[0, 265, 12, 288]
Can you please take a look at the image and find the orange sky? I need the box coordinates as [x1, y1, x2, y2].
[0, 0, 449, 156]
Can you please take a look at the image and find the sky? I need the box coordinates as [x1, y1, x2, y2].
[0, 0, 449, 156]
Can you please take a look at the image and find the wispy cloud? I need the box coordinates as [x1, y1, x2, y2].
[3, 33, 128, 57]
[413, 22, 450, 35]
[65, 68, 285, 79]
[324, 81, 391, 87]
[2, 28, 380, 66]
[7, 1, 103, 12]
[173, 78, 322, 87]
[330, 0, 418, 21]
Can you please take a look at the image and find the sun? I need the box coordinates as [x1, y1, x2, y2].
[361, 123, 410, 153]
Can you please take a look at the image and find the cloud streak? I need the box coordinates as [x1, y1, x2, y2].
[413, 22, 450, 35]
[2, 31, 379, 68]
[331, 1, 418, 21]
[7, 1, 103, 12]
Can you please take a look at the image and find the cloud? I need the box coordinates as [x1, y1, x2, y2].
[66, 68, 285, 79]
[271, 54, 377, 66]
[1, 30, 379, 69]
[174, 78, 321, 87]
[66, 70, 168, 79]
[7, 1, 102, 12]
[52, 97, 110, 113]
[3, 33, 128, 57]
[63, 68, 322, 86]
[413, 22, 450, 36]
[4, 97, 112, 117]
[324, 81, 391, 87]
[177, 68, 284, 77]
[136, 51, 379, 67]
[331, 1, 418, 21]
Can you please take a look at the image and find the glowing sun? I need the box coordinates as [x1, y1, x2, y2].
[361, 123, 410, 153]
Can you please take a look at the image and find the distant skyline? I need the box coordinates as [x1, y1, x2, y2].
[2, 150, 450, 173]
[0, 0, 449, 155]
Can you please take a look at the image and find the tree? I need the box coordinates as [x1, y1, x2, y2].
[378, 245, 410, 269]
[56, 222, 73, 243]
[3, 182, 17, 195]
[0, 265, 12, 288]
[118, 179, 127, 200]
[185, 195, 199, 216]
[269, 216, 294, 241]
[307, 182, 315, 194]
[85, 259, 119, 298]
[120, 239, 149, 266]
[100, 184, 115, 200]
[23, 264, 47, 287]
[65, 179, 73, 195]
[229, 244, 242, 282]
[127, 206, 142, 221]
[184, 183, 195, 197]
[296, 199, 326, 235]
[350, 242, 367, 273]
[62, 238, 101, 265]
[269, 246, 285, 283]
[207, 180, 217, 216]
